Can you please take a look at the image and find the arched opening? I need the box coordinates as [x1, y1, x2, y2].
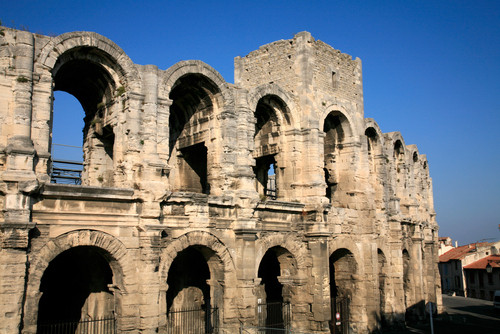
[402, 249, 411, 319]
[37, 246, 115, 332]
[51, 47, 122, 187]
[329, 248, 357, 333]
[168, 74, 220, 194]
[257, 246, 295, 332]
[258, 249, 283, 304]
[377, 249, 388, 328]
[365, 127, 378, 170]
[165, 245, 220, 333]
[394, 140, 404, 162]
[50, 92, 85, 184]
[166, 246, 211, 312]
[254, 96, 289, 200]
[413, 152, 418, 163]
[323, 111, 349, 202]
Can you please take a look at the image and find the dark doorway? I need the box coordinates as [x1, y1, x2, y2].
[166, 246, 211, 312]
[258, 249, 286, 333]
[329, 249, 356, 334]
[37, 246, 114, 331]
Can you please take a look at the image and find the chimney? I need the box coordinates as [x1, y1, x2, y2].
[455, 241, 458, 247]
[492, 246, 498, 255]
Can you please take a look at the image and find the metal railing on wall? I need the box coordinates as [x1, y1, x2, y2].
[257, 302, 291, 334]
[166, 306, 219, 334]
[38, 315, 116, 334]
[50, 143, 83, 185]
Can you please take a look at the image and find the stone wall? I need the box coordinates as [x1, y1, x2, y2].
[0, 26, 441, 333]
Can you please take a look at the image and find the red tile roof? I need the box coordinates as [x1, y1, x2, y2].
[463, 254, 500, 270]
[439, 242, 490, 262]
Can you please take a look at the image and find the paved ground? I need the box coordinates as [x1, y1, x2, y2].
[382, 295, 500, 333]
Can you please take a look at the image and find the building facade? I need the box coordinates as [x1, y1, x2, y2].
[0, 27, 441, 333]
[439, 241, 499, 298]
[464, 254, 500, 301]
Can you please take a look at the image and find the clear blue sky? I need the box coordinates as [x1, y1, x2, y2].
[3, 0, 499, 245]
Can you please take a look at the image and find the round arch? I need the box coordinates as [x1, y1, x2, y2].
[158, 231, 236, 329]
[384, 132, 407, 160]
[255, 233, 309, 276]
[329, 238, 364, 278]
[161, 60, 231, 107]
[363, 118, 384, 142]
[319, 103, 356, 140]
[247, 84, 297, 128]
[23, 230, 133, 333]
[37, 31, 141, 91]
[159, 231, 236, 293]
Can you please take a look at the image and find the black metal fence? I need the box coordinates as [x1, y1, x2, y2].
[166, 307, 219, 334]
[257, 302, 291, 334]
[38, 315, 116, 334]
[330, 297, 350, 334]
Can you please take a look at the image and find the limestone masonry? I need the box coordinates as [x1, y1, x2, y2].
[0, 27, 441, 333]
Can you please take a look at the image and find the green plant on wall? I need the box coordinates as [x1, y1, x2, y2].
[116, 86, 126, 97]
[16, 76, 29, 83]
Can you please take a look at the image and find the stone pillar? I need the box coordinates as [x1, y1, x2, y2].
[0, 50, 39, 331]
[0, 226, 33, 333]
[10, 31, 34, 149]
[234, 230, 258, 327]
[137, 231, 161, 334]
[306, 233, 330, 332]
[30, 69, 53, 183]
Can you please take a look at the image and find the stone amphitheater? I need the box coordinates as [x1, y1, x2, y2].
[0, 27, 441, 333]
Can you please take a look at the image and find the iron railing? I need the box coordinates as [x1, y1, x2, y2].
[50, 143, 83, 185]
[38, 315, 116, 334]
[257, 302, 291, 334]
[166, 306, 219, 334]
[51, 159, 83, 184]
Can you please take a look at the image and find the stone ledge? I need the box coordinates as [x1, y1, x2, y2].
[40, 183, 135, 201]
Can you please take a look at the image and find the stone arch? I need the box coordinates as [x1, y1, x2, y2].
[329, 246, 360, 334]
[255, 234, 308, 330]
[321, 107, 356, 204]
[23, 230, 133, 334]
[363, 118, 384, 144]
[364, 119, 384, 157]
[33, 32, 141, 187]
[319, 103, 356, 140]
[37, 31, 141, 91]
[256, 233, 309, 275]
[162, 60, 231, 107]
[160, 231, 236, 283]
[250, 86, 297, 200]
[247, 84, 297, 128]
[384, 132, 406, 161]
[158, 231, 236, 328]
[164, 62, 232, 195]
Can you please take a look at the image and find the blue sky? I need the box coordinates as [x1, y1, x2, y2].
[3, 0, 499, 245]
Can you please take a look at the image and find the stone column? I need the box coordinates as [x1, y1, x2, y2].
[234, 230, 258, 327]
[0, 33, 38, 332]
[0, 226, 34, 333]
[306, 232, 331, 333]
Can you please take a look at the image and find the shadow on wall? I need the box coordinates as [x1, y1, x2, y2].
[368, 300, 429, 334]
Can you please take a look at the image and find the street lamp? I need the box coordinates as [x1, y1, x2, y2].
[486, 262, 493, 274]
